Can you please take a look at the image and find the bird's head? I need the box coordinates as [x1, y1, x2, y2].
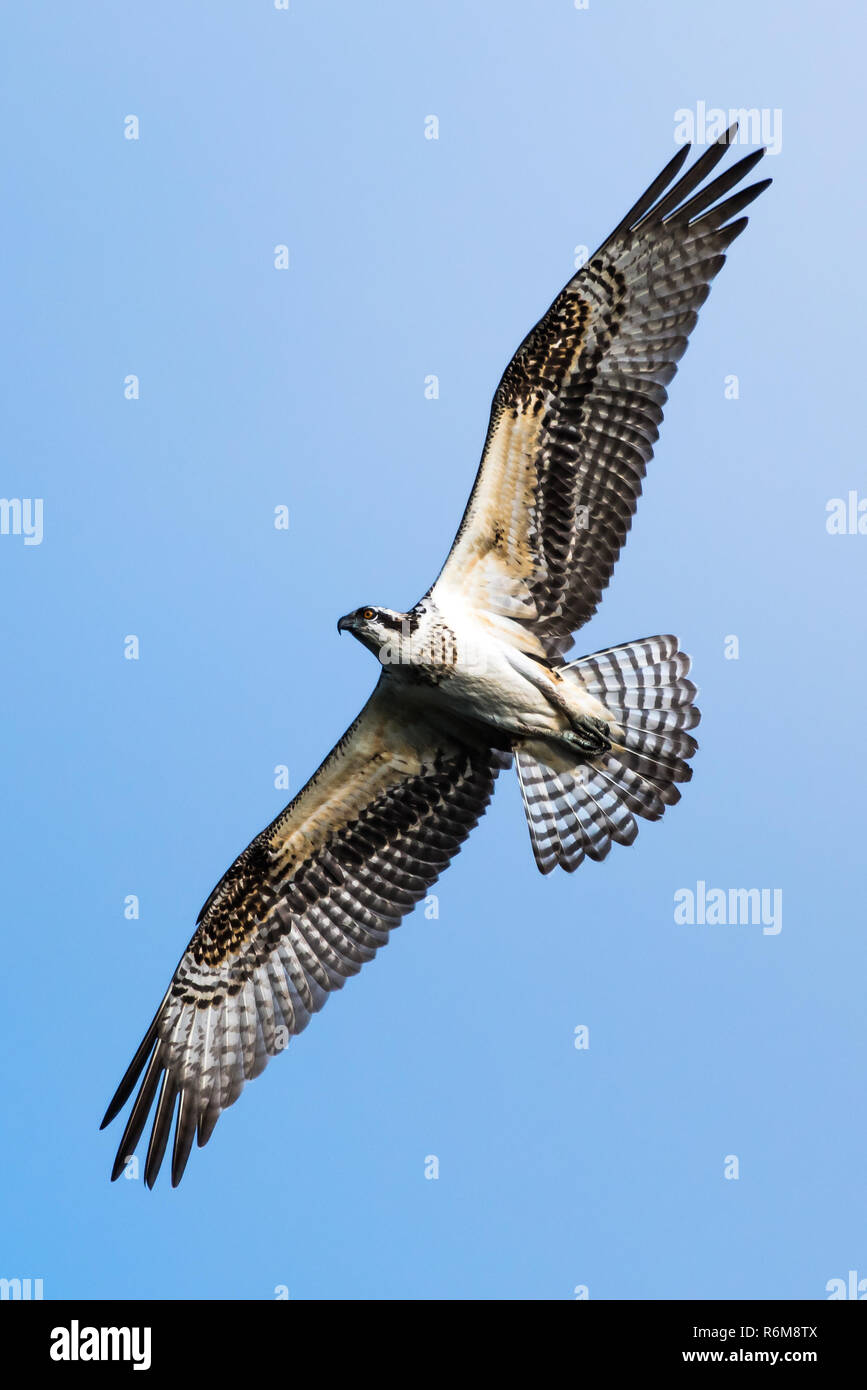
[337, 606, 408, 663]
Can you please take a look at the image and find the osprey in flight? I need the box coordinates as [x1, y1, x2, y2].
[102, 126, 769, 1186]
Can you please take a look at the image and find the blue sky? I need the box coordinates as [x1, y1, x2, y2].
[2, 0, 865, 1300]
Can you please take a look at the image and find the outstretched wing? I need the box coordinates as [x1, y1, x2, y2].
[431, 125, 771, 657]
[101, 682, 506, 1187]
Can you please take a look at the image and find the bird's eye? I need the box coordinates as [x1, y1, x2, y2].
[362, 608, 375, 621]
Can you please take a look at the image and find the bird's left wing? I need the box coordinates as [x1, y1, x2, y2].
[431, 126, 771, 657]
[101, 680, 506, 1187]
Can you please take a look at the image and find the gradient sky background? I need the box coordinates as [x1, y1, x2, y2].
[2, 1, 865, 1301]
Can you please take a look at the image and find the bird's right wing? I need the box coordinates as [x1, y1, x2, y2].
[431, 125, 771, 658]
[101, 680, 507, 1187]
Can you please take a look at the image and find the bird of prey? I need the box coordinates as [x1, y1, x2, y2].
[102, 125, 769, 1187]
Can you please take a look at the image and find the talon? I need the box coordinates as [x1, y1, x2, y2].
[563, 717, 612, 757]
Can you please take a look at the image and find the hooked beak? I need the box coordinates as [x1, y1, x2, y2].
[337, 613, 353, 634]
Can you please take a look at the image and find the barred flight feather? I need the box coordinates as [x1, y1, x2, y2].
[432, 126, 770, 658]
[101, 684, 509, 1187]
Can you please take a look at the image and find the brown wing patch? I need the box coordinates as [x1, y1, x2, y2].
[499, 292, 592, 412]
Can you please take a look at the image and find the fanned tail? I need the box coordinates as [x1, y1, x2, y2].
[516, 635, 699, 874]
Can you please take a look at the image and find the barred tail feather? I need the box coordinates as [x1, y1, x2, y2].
[515, 745, 638, 874]
[516, 635, 700, 874]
